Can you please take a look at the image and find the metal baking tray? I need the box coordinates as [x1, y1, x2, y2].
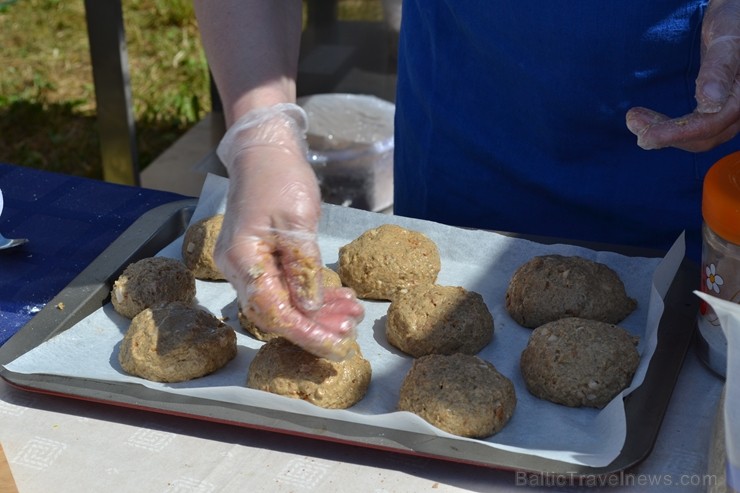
[0, 198, 699, 476]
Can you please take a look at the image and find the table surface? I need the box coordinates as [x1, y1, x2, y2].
[0, 163, 727, 492]
[0, 163, 187, 345]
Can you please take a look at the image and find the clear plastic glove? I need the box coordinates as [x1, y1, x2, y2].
[626, 0, 740, 151]
[215, 103, 364, 360]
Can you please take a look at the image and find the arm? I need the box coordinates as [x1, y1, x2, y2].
[194, 1, 301, 124]
[626, 0, 740, 152]
[194, 1, 364, 360]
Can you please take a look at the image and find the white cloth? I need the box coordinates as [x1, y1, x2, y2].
[0, 350, 722, 493]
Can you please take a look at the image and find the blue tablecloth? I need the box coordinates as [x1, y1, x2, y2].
[0, 163, 189, 345]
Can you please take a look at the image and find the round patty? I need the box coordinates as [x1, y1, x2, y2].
[398, 353, 516, 438]
[246, 337, 372, 409]
[111, 256, 196, 319]
[386, 284, 493, 357]
[338, 224, 441, 300]
[505, 254, 637, 328]
[118, 301, 237, 383]
[519, 317, 640, 408]
[181, 214, 226, 281]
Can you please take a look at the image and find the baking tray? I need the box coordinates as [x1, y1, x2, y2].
[0, 198, 699, 477]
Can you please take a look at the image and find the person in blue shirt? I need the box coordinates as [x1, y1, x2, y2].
[193, 0, 740, 358]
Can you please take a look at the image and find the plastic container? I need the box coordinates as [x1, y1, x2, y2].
[297, 94, 395, 212]
[697, 151, 740, 378]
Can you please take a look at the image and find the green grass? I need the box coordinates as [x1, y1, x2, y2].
[0, 0, 208, 179]
[0, 0, 383, 180]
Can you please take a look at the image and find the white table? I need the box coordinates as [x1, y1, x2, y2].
[0, 347, 723, 493]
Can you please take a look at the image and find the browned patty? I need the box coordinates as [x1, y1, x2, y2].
[181, 214, 226, 281]
[338, 224, 441, 300]
[246, 337, 372, 409]
[111, 256, 196, 319]
[519, 317, 640, 408]
[398, 353, 516, 438]
[386, 284, 493, 357]
[505, 254, 637, 328]
[119, 301, 237, 383]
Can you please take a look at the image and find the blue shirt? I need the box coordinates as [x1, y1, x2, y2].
[393, 0, 738, 261]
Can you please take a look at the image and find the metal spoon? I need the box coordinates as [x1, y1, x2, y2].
[0, 232, 28, 250]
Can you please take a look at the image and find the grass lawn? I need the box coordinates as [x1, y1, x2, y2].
[0, 0, 383, 180]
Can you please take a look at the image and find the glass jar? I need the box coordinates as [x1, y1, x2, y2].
[697, 151, 740, 378]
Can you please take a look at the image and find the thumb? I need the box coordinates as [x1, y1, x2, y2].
[696, 35, 740, 113]
[695, 1, 740, 113]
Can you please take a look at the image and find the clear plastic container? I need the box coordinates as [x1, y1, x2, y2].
[297, 94, 395, 212]
[697, 151, 740, 378]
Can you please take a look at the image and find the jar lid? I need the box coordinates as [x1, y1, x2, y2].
[703, 151, 740, 244]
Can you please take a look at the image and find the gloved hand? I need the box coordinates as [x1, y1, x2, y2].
[215, 103, 364, 360]
[626, 0, 740, 151]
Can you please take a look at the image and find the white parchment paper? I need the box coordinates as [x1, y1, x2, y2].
[5, 173, 685, 467]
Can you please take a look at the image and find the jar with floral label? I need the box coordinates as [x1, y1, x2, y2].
[697, 151, 740, 379]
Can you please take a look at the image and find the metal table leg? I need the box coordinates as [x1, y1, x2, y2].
[83, 0, 139, 185]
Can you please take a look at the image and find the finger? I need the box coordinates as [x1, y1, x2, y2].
[239, 254, 364, 354]
[308, 289, 366, 334]
[626, 90, 740, 151]
[625, 107, 670, 146]
[276, 231, 325, 312]
[321, 287, 366, 320]
[629, 109, 738, 152]
[214, 232, 279, 290]
[249, 287, 364, 340]
[678, 117, 740, 151]
[289, 327, 358, 361]
[287, 294, 363, 361]
[215, 227, 363, 360]
[246, 286, 362, 361]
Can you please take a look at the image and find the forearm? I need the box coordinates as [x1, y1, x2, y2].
[193, 0, 303, 126]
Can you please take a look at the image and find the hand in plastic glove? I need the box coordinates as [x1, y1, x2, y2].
[215, 103, 364, 360]
[626, 0, 740, 151]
